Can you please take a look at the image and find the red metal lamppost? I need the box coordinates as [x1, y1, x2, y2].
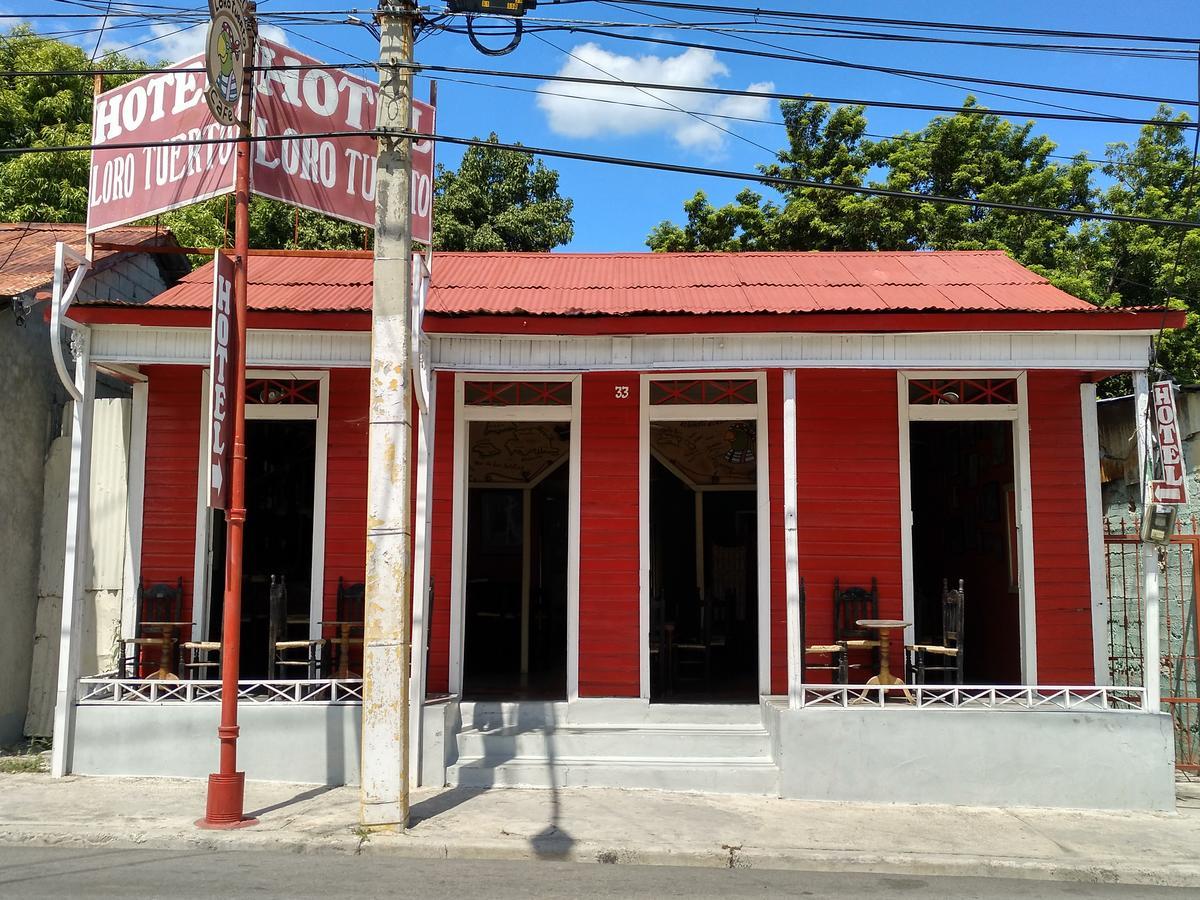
[198, 2, 258, 830]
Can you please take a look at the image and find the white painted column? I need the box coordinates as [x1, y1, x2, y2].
[408, 378, 436, 787]
[1014, 374, 1039, 684]
[120, 379, 149, 643]
[782, 370, 802, 708]
[1133, 372, 1161, 712]
[1080, 382, 1109, 686]
[51, 330, 96, 778]
[520, 489, 532, 683]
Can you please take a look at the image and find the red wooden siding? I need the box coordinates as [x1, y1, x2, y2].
[140, 365, 203, 624]
[426, 370, 456, 694]
[1026, 372, 1094, 683]
[795, 370, 904, 680]
[578, 372, 642, 696]
[767, 370, 787, 695]
[322, 369, 369, 622]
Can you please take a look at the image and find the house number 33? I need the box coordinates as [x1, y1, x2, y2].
[614, 385, 630, 399]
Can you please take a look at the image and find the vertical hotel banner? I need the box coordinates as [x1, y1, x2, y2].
[208, 250, 236, 509]
[1149, 380, 1188, 505]
[87, 40, 437, 242]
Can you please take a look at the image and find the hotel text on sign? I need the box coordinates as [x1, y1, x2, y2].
[1149, 380, 1188, 505]
[87, 40, 437, 239]
[208, 251, 236, 510]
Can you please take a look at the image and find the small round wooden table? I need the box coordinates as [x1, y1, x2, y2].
[855, 618, 910, 687]
[139, 621, 191, 681]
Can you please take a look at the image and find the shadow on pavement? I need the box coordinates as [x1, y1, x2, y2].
[245, 785, 337, 820]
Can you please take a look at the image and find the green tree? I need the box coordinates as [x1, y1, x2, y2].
[647, 101, 874, 251]
[1088, 108, 1200, 385]
[864, 98, 1095, 270]
[433, 134, 574, 251]
[158, 196, 368, 253]
[0, 25, 149, 222]
[648, 98, 1095, 268]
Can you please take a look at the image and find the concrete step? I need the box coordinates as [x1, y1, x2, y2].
[460, 700, 766, 730]
[447, 756, 780, 795]
[456, 724, 773, 761]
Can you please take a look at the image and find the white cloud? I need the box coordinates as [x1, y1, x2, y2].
[536, 43, 773, 153]
[97, 21, 287, 63]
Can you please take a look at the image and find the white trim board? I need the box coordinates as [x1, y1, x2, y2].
[896, 370, 1038, 683]
[90, 325, 1154, 373]
[432, 331, 1155, 373]
[193, 370, 330, 646]
[1080, 381, 1109, 686]
[448, 373, 583, 700]
[120, 380, 149, 642]
[639, 370, 772, 699]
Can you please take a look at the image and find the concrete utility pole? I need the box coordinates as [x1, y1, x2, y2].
[361, 0, 416, 828]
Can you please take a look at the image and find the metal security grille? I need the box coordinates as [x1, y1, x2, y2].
[648, 379, 757, 405]
[246, 378, 320, 405]
[464, 381, 573, 406]
[1106, 517, 1200, 771]
[908, 378, 1017, 405]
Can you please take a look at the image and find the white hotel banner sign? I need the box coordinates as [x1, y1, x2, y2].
[1149, 380, 1188, 505]
[208, 250, 236, 510]
[87, 40, 436, 239]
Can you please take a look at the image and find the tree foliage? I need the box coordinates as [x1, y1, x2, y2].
[0, 26, 149, 222]
[0, 30, 572, 255]
[649, 97, 1200, 387]
[433, 134, 574, 251]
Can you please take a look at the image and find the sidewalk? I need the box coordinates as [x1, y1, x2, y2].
[1, 773, 1199, 887]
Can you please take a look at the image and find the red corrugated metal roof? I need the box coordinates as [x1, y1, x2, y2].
[0, 223, 179, 297]
[92, 249, 1110, 316]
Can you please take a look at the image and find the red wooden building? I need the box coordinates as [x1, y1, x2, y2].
[56, 250, 1180, 810]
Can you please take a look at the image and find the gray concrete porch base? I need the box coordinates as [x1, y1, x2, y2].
[764, 700, 1177, 811]
[70, 698, 456, 786]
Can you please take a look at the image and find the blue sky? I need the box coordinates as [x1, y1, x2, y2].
[8, 0, 1198, 250]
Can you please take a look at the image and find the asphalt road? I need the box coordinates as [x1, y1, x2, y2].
[0, 847, 1193, 898]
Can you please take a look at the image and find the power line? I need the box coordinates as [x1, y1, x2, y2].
[1152, 45, 1200, 368]
[497, 15, 1198, 60]
[0, 128, 375, 155]
[420, 71, 1103, 165]
[526, 28, 778, 156]
[578, 0, 1109, 124]
[551, 0, 1200, 46]
[508, 23, 1195, 108]
[2, 59, 1196, 130]
[7, 125, 1200, 230]
[10, 10, 1192, 107]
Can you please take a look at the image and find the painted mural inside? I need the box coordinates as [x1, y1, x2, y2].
[649, 420, 756, 487]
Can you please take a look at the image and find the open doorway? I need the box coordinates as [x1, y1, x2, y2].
[462, 420, 570, 700]
[909, 420, 1021, 683]
[208, 418, 316, 678]
[648, 419, 759, 703]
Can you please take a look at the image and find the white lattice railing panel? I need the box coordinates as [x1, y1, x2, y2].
[792, 684, 1146, 711]
[77, 676, 364, 704]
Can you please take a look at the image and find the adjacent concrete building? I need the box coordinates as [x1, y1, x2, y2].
[0, 223, 185, 745]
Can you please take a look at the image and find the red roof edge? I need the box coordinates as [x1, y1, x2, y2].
[70, 304, 1183, 334]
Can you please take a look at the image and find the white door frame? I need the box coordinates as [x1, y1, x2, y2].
[448, 373, 583, 700]
[896, 370, 1038, 683]
[192, 369, 330, 645]
[639, 372, 771, 699]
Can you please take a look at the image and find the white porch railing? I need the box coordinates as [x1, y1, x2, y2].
[793, 684, 1146, 711]
[77, 675, 364, 704]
